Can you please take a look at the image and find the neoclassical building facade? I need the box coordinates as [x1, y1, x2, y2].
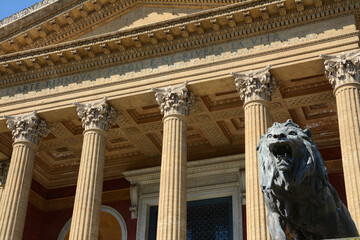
[0, 0, 359, 239]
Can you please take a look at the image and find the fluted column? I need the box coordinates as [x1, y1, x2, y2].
[0, 112, 50, 240]
[69, 97, 117, 240]
[152, 82, 194, 240]
[231, 66, 275, 240]
[321, 50, 360, 229]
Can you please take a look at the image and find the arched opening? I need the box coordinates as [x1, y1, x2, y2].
[58, 205, 127, 240]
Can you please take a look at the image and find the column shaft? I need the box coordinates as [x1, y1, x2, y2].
[244, 101, 270, 240]
[157, 115, 187, 240]
[232, 65, 274, 240]
[69, 129, 106, 240]
[0, 142, 37, 240]
[335, 84, 360, 228]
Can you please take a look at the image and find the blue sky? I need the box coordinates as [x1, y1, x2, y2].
[0, 0, 41, 21]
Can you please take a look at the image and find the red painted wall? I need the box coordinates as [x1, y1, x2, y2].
[104, 200, 138, 240]
[39, 208, 73, 240]
[23, 203, 43, 240]
[242, 205, 246, 240]
[328, 172, 347, 206]
[37, 199, 137, 240]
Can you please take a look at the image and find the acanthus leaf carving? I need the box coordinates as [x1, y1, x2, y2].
[152, 81, 194, 116]
[3, 111, 50, 145]
[74, 97, 118, 131]
[231, 65, 275, 103]
[320, 50, 360, 89]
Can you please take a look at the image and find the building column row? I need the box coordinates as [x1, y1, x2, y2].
[321, 50, 360, 230]
[1, 52, 360, 240]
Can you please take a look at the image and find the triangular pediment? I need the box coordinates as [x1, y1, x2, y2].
[77, 6, 201, 40]
[0, 0, 230, 55]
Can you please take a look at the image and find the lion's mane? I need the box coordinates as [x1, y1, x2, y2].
[258, 121, 326, 197]
[257, 120, 358, 239]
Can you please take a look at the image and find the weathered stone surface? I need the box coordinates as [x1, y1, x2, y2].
[231, 65, 275, 103]
[69, 98, 117, 240]
[321, 50, 360, 230]
[4, 111, 50, 145]
[232, 66, 275, 240]
[258, 120, 359, 240]
[153, 82, 192, 240]
[321, 50, 360, 89]
[0, 112, 49, 240]
[152, 81, 194, 117]
[74, 97, 118, 131]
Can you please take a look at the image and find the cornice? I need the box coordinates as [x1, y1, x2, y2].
[0, 0, 88, 44]
[0, 0, 271, 54]
[0, 0, 357, 86]
[0, 0, 60, 27]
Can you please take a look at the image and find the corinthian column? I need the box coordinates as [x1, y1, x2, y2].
[69, 97, 117, 240]
[152, 82, 194, 240]
[0, 111, 50, 240]
[321, 50, 360, 229]
[231, 65, 275, 240]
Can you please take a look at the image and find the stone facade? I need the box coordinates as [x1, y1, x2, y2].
[0, 0, 359, 239]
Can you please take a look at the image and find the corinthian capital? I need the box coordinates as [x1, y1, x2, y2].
[0, 160, 9, 187]
[74, 97, 118, 131]
[4, 111, 50, 145]
[231, 65, 275, 103]
[152, 82, 194, 116]
[320, 50, 360, 89]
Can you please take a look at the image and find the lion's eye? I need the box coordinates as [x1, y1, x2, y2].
[267, 134, 272, 138]
[289, 131, 297, 136]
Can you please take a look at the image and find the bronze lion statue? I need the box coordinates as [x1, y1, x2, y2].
[257, 120, 358, 240]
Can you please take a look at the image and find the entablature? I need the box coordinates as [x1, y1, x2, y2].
[0, 0, 358, 86]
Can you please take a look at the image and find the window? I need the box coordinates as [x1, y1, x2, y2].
[148, 196, 233, 240]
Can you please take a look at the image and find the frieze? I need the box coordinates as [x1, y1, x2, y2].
[0, 14, 356, 108]
[0, 0, 356, 80]
[0, 31, 319, 104]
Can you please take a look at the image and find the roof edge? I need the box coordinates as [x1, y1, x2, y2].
[0, 0, 59, 28]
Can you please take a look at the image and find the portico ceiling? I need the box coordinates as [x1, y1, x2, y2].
[0, 59, 341, 188]
[0, 0, 356, 188]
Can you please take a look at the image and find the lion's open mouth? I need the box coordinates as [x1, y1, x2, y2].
[270, 142, 293, 170]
